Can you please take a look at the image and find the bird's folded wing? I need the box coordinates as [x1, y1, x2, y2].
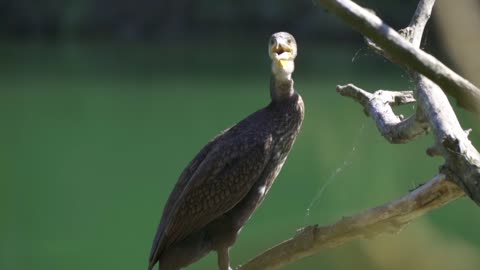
[148, 136, 220, 267]
[162, 134, 273, 249]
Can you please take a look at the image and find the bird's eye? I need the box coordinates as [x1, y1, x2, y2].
[287, 39, 292, 44]
[270, 39, 274, 45]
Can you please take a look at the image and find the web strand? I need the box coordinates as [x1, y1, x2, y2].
[304, 121, 366, 224]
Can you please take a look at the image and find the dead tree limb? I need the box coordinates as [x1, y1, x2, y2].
[340, 0, 480, 202]
[317, 0, 480, 113]
[238, 175, 463, 270]
[336, 85, 429, 143]
[238, 0, 480, 269]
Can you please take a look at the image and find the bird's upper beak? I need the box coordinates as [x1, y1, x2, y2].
[270, 41, 294, 68]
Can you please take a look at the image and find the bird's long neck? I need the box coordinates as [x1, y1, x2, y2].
[270, 74, 294, 102]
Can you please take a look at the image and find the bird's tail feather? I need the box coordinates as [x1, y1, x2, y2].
[148, 222, 166, 270]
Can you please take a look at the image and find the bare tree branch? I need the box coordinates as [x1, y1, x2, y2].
[317, 0, 480, 113]
[336, 84, 429, 143]
[238, 0, 480, 269]
[406, 0, 436, 46]
[238, 175, 464, 270]
[402, 0, 480, 203]
[329, 0, 480, 208]
[415, 75, 480, 202]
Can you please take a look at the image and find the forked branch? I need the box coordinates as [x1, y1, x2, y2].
[336, 84, 429, 143]
[317, 0, 480, 113]
[238, 0, 479, 269]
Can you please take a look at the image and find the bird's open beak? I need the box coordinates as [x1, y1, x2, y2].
[271, 42, 294, 68]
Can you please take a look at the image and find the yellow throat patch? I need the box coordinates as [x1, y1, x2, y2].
[278, 59, 289, 68]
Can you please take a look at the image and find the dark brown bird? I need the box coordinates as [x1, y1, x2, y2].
[148, 32, 304, 270]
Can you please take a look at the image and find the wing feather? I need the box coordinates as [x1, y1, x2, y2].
[149, 132, 224, 267]
[163, 134, 272, 247]
[149, 130, 272, 268]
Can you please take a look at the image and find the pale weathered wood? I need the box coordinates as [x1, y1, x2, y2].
[316, 0, 480, 113]
[238, 175, 463, 270]
[336, 84, 429, 143]
[237, 0, 480, 269]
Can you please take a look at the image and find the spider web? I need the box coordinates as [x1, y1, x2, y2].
[304, 121, 366, 224]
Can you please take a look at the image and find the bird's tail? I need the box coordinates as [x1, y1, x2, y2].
[148, 222, 166, 270]
[147, 261, 156, 270]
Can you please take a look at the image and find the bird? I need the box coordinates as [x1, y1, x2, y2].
[148, 32, 304, 270]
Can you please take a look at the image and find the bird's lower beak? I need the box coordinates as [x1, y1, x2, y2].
[271, 43, 294, 62]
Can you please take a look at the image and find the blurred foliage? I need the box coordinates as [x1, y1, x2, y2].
[0, 0, 420, 40]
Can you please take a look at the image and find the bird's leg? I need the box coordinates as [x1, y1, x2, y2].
[217, 248, 232, 270]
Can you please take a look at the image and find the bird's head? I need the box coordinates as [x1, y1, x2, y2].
[268, 32, 297, 80]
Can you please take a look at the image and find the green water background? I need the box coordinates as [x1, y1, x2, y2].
[2, 39, 480, 270]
